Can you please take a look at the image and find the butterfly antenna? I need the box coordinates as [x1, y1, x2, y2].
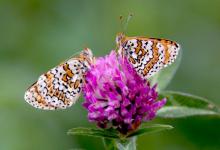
[70, 50, 82, 58]
[61, 50, 83, 63]
[123, 13, 133, 33]
[119, 15, 124, 32]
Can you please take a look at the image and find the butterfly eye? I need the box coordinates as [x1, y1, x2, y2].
[116, 32, 126, 46]
[116, 36, 121, 44]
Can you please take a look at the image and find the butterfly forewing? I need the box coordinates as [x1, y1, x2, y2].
[24, 49, 93, 110]
[118, 35, 180, 79]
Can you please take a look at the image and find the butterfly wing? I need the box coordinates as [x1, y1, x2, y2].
[118, 36, 180, 79]
[24, 49, 93, 110]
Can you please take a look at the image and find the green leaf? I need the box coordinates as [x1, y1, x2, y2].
[68, 125, 172, 150]
[157, 91, 220, 118]
[67, 127, 119, 139]
[127, 124, 173, 138]
[150, 49, 182, 92]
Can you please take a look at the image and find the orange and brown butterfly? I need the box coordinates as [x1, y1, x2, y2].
[24, 48, 95, 110]
[116, 32, 181, 79]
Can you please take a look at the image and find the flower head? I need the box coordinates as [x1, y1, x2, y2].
[83, 51, 166, 134]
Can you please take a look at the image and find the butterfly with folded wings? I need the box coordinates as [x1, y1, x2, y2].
[24, 48, 94, 110]
[116, 33, 180, 79]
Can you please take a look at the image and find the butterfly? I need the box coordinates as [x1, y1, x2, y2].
[24, 48, 94, 110]
[116, 32, 180, 79]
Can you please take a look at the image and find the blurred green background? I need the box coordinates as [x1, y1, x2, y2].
[0, 0, 220, 149]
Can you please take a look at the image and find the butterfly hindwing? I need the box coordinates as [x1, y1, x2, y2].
[24, 49, 93, 110]
[117, 34, 180, 79]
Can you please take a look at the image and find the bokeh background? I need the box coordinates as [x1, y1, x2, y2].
[0, 0, 220, 149]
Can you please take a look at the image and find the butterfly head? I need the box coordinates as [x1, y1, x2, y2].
[116, 32, 126, 48]
[80, 48, 95, 64]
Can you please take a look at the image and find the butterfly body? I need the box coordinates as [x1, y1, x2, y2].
[116, 33, 180, 78]
[24, 48, 94, 110]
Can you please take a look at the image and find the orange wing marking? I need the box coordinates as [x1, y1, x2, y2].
[143, 40, 159, 76]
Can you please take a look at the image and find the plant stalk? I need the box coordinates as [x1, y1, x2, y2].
[103, 137, 136, 150]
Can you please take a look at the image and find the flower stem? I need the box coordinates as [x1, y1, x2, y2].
[102, 138, 118, 150]
[103, 137, 137, 150]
